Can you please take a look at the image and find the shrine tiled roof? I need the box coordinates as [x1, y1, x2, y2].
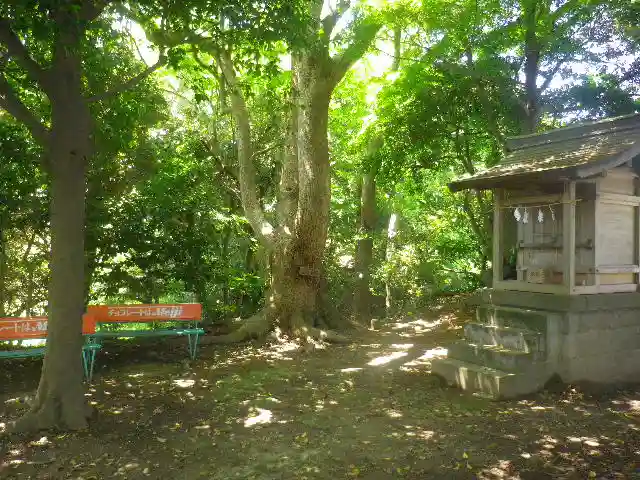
[449, 113, 640, 191]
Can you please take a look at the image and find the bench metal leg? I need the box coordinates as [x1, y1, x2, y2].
[187, 332, 200, 360]
[87, 348, 98, 382]
[82, 350, 90, 382]
[82, 341, 99, 383]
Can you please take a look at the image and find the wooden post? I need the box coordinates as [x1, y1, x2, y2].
[563, 181, 576, 293]
[593, 177, 601, 290]
[635, 177, 640, 287]
[493, 189, 504, 287]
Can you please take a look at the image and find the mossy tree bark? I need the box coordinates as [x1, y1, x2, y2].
[211, 2, 382, 343]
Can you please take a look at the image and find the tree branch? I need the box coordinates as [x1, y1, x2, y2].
[252, 142, 283, 160]
[540, 55, 569, 92]
[321, 0, 350, 38]
[79, 0, 111, 22]
[124, 24, 149, 67]
[0, 75, 49, 146]
[87, 56, 166, 102]
[329, 18, 383, 89]
[0, 19, 50, 91]
[216, 49, 277, 250]
[549, 0, 581, 26]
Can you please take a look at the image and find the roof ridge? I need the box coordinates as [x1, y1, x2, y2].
[506, 113, 640, 152]
[500, 125, 640, 165]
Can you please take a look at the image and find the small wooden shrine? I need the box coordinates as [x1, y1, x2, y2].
[433, 114, 640, 399]
[451, 113, 640, 295]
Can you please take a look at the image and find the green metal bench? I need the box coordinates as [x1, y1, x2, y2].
[0, 316, 101, 381]
[85, 304, 204, 377]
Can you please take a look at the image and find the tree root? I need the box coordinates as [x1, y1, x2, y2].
[9, 383, 93, 433]
[205, 308, 351, 346]
[204, 310, 273, 344]
[298, 326, 350, 344]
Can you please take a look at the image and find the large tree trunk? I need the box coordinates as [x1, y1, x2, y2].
[278, 56, 332, 330]
[211, 2, 381, 344]
[522, 0, 541, 135]
[215, 55, 343, 343]
[12, 46, 92, 432]
[13, 135, 91, 431]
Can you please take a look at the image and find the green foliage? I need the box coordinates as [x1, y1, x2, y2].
[2, 0, 640, 324]
[372, 170, 485, 302]
[548, 74, 640, 121]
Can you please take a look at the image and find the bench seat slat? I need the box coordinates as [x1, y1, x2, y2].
[0, 347, 48, 358]
[91, 328, 204, 338]
[0, 344, 101, 355]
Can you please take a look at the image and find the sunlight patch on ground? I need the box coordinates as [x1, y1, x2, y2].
[209, 341, 304, 370]
[340, 367, 363, 373]
[567, 436, 600, 447]
[390, 343, 414, 349]
[417, 430, 435, 441]
[29, 437, 50, 447]
[478, 459, 519, 479]
[244, 407, 273, 427]
[404, 428, 435, 441]
[400, 347, 448, 372]
[401, 425, 437, 442]
[173, 378, 195, 388]
[7, 449, 22, 462]
[367, 350, 408, 366]
[390, 318, 443, 336]
[385, 409, 403, 418]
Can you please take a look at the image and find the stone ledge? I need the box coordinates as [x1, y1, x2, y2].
[481, 289, 640, 312]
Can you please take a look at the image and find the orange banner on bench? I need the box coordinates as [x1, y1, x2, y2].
[0, 317, 47, 339]
[0, 314, 96, 339]
[87, 304, 202, 323]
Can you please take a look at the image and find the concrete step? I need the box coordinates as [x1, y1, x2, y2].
[431, 357, 550, 399]
[464, 322, 545, 353]
[447, 341, 544, 372]
[477, 305, 548, 333]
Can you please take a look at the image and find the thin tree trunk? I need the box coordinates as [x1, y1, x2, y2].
[385, 210, 398, 315]
[222, 223, 231, 309]
[353, 27, 400, 321]
[26, 265, 34, 316]
[20, 230, 37, 316]
[353, 170, 376, 321]
[0, 216, 6, 317]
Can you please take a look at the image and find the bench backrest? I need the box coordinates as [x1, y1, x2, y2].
[86, 304, 202, 325]
[0, 314, 96, 340]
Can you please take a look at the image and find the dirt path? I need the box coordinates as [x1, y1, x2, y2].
[2, 302, 640, 479]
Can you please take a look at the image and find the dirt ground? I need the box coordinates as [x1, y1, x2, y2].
[1, 299, 640, 479]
